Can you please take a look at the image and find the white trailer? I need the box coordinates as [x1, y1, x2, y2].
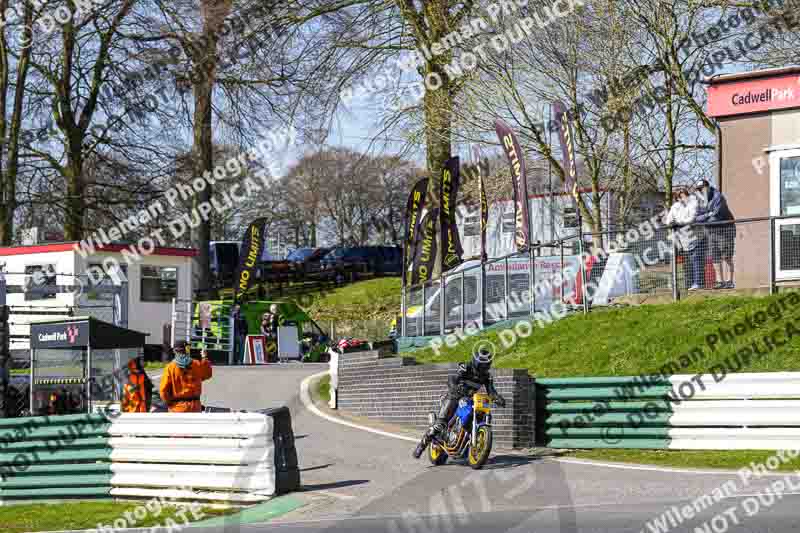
[0, 242, 195, 355]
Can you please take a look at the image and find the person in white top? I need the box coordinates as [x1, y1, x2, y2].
[665, 188, 700, 289]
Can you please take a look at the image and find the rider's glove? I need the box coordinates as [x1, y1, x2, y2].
[494, 396, 507, 408]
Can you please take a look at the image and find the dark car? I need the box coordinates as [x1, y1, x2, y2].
[286, 247, 331, 273]
[321, 246, 402, 280]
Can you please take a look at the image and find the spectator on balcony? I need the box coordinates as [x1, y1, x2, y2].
[665, 188, 698, 289]
[695, 179, 735, 289]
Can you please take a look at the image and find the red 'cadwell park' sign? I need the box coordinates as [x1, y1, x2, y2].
[707, 73, 800, 117]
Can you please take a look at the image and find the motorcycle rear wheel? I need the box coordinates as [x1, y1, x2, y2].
[429, 443, 448, 466]
[467, 426, 492, 469]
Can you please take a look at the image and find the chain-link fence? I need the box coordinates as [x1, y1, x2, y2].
[401, 217, 782, 337]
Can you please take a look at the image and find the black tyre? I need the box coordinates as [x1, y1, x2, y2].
[467, 426, 492, 469]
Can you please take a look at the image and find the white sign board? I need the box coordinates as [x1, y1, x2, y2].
[277, 326, 301, 360]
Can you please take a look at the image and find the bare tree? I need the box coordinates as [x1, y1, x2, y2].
[0, 2, 34, 244]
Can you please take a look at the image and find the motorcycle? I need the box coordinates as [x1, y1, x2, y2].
[427, 392, 494, 469]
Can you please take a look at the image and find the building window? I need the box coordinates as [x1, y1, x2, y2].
[25, 264, 56, 300]
[140, 266, 178, 303]
[502, 212, 515, 233]
[463, 215, 480, 237]
[563, 207, 579, 229]
[87, 264, 128, 301]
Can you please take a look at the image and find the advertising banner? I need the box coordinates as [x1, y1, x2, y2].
[494, 120, 531, 251]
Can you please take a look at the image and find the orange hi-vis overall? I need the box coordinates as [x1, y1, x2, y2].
[159, 358, 213, 413]
[122, 359, 151, 413]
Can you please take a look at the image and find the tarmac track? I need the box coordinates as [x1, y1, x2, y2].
[186, 364, 800, 533]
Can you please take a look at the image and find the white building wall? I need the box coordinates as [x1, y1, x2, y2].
[1, 247, 194, 351]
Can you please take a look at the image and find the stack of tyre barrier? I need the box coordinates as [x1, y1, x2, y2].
[205, 405, 300, 495]
[257, 407, 300, 494]
[0, 408, 301, 503]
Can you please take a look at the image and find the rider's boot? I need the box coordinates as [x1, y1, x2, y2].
[412, 422, 445, 459]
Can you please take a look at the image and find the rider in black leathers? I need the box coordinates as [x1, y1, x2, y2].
[413, 348, 506, 459]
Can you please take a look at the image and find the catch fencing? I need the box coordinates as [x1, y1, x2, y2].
[536, 372, 800, 450]
[402, 217, 781, 337]
[0, 410, 300, 503]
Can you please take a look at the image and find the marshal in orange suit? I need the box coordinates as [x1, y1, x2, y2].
[159, 341, 213, 413]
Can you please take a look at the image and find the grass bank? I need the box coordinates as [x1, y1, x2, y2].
[413, 293, 800, 377]
[306, 277, 400, 340]
[410, 292, 800, 470]
[565, 449, 800, 471]
[316, 374, 331, 403]
[1, 501, 236, 533]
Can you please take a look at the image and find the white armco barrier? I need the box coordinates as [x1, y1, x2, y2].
[108, 413, 277, 501]
[665, 372, 800, 450]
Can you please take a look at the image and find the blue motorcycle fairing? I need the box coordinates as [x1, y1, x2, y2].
[455, 399, 474, 425]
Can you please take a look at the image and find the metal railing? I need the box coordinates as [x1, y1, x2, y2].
[401, 216, 785, 337]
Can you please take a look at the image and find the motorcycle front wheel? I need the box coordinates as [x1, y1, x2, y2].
[429, 443, 448, 466]
[467, 426, 492, 469]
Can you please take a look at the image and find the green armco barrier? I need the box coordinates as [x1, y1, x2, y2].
[545, 426, 671, 438]
[0, 436, 110, 454]
[537, 375, 676, 449]
[0, 486, 112, 499]
[544, 412, 672, 426]
[0, 414, 113, 502]
[541, 386, 671, 401]
[546, 401, 673, 413]
[1, 473, 113, 489]
[537, 377, 671, 386]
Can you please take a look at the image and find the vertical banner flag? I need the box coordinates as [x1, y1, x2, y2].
[552, 100, 579, 199]
[411, 208, 438, 286]
[494, 119, 531, 251]
[403, 178, 429, 285]
[233, 218, 267, 303]
[472, 146, 489, 262]
[440, 157, 463, 272]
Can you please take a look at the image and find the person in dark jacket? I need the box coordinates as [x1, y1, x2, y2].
[232, 304, 249, 365]
[694, 179, 735, 289]
[413, 348, 506, 459]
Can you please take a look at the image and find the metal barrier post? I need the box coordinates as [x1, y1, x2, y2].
[185, 301, 192, 344]
[504, 257, 510, 320]
[577, 235, 588, 314]
[170, 298, 177, 347]
[529, 246, 535, 315]
[400, 285, 406, 337]
[460, 272, 465, 330]
[86, 346, 92, 414]
[29, 348, 35, 416]
[440, 276, 446, 335]
[479, 263, 485, 328]
[769, 218, 775, 295]
[671, 231, 680, 301]
[560, 240, 565, 303]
